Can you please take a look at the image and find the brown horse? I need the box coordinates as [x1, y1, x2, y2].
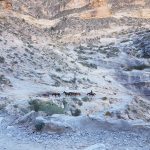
[41, 92, 51, 97]
[51, 93, 61, 97]
[72, 92, 81, 96]
[87, 90, 96, 96]
[63, 91, 81, 96]
[63, 91, 71, 96]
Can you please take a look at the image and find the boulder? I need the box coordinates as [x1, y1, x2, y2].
[34, 115, 72, 133]
[17, 111, 38, 123]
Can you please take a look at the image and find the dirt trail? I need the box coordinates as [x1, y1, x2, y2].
[0, 113, 150, 150]
[0, 135, 46, 150]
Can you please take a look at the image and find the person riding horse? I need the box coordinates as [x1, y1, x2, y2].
[87, 90, 96, 96]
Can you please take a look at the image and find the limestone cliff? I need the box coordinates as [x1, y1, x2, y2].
[1, 0, 150, 19]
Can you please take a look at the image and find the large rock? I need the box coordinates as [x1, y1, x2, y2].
[34, 115, 72, 133]
[17, 111, 38, 123]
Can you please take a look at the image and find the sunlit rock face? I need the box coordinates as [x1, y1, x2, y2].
[1, 0, 149, 19]
[65, 0, 89, 9]
[0, 0, 12, 10]
[80, 0, 111, 19]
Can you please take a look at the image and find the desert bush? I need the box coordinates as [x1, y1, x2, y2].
[102, 97, 107, 100]
[121, 39, 130, 43]
[35, 121, 45, 131]
[39, 101, 64, 115]
[71, 108, 81, 116]
[0, 56, 5, 63]
[13, 104, 18, 108]
[56, 68, 62, 72]
[82, 96, 90, 102]
[63, 100, 67, 107]
[125, 64, 150, 71]
[29, 100, 64, 115]
[27, 44, 33, 48]
[78, 101, 83, 106]
[81, 62, 97, 69]
[105, 111, 112, 116]
[0, 75, 11, 86]
[29, 100, 40, 112]
[72, 97, 79, 101]
[0, 103, 6, 111]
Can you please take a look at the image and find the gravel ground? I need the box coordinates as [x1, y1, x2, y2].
[0, 113, 150, 150]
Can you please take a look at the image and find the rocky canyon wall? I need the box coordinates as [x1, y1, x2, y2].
[0, 0, 150, 19]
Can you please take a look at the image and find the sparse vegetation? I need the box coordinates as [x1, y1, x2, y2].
[0, 56, 5, 63]
[56, 68, 62, 72]
[63, 100, 67, 108]
[72, 98, 79, 101]
[102, 97, 107, 100]
[71, 108, 81, 116]
[78, 100, 83, 106]
[35, 121, 45, 131]
[0, 103, 6, 111]
[29, 100, 40, 112]
[105, 111, 112, 116]
[29, 100, 64, 115]
[0, 75, 11, 86]
[80, 62, 97, 69]
[13, 104, 18, 108]
[82, 96, 90, 102]
[125, 64, 150, 71]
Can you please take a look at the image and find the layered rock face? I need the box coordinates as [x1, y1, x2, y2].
[1, 0, 150, 19]
[0, 0, 12, 10]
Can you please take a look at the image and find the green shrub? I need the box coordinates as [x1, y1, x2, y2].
[39, 101, 64, 115]
[13, 104, 18, 108]
[0, 56, 5, 63]
[29, 100, 64, 115]
[78, 101, 83, 106]
[125, 65, 150, 71]
[63, 100, 67, 107]
[105, 111, 111, 116]
[82, 96, 90, 102]
[102, 97, 107, 100]
[0, 103, 6, 110]
[35, 121, 45, 131]
[56, 68, 62, 72]
[72, 98, 79, 101]
[29, 100, 40, 112]
[80, 62, 97, 69]
[0, 75, 11, 85]
[71, 108, 81, 116]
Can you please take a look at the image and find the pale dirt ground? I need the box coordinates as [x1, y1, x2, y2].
[0, 113, 150, 150]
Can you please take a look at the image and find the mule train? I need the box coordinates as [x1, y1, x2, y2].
[40, 90, 96, 97]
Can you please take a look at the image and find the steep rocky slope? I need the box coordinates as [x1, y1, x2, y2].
[0, 1, 150, 148]
[0, 0, 150, 119]
[0, 0, 150, 150]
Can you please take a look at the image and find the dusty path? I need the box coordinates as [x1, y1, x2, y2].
[0, 136, 45, 150]
[0, 113, 150, 150]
